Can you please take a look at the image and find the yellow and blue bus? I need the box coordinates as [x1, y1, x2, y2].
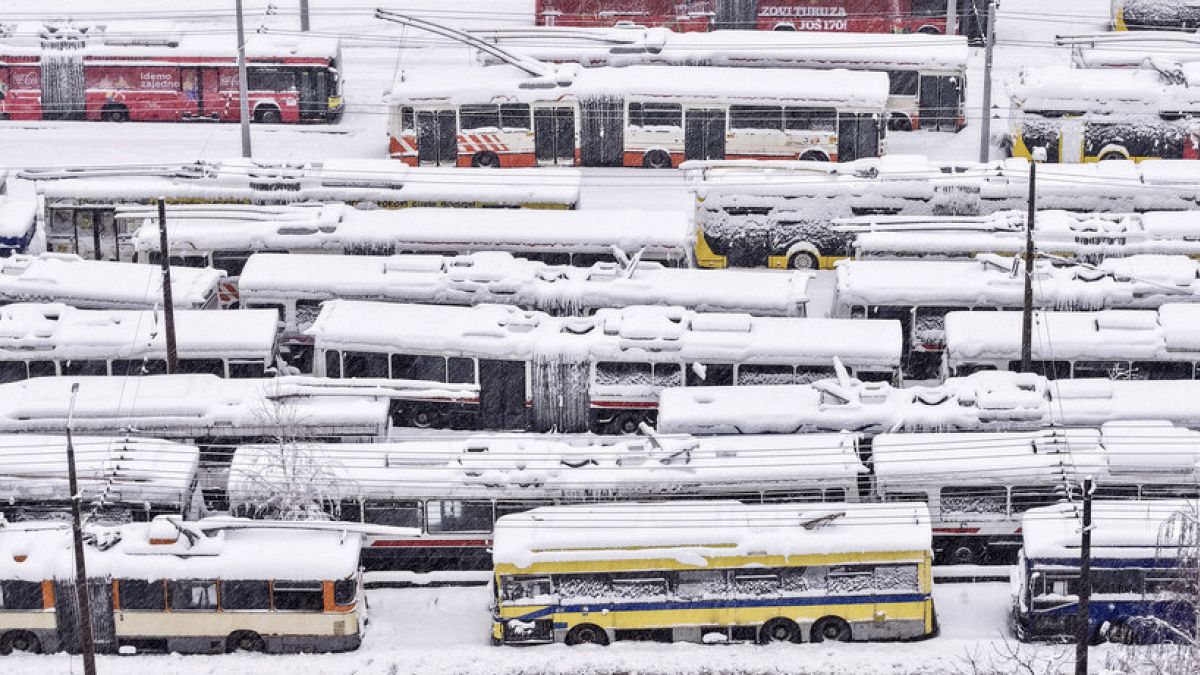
[491, 501, 936, 646]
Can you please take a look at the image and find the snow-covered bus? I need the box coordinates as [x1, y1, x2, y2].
[307, 301, 902, 433]
[944, 305, 1200, 379]
[833, 254, 1200, 377]
[0, 435, 200, 524]
[387, 63, 889, 168]
[0, 518, 365, 654]
[0, 190, 36, 258]
[684, 156, 1200, 269]
[1113, 0, 1200, 30]
[239, 252, 810, 370]
[228, 433, 866, 573]
[873, 423, 1200, 564]
[1014, 500, 1197, 644]
[491, 501, 935, 645]
[0, 253, 222, 310]
[130, 204, 693, 283]
[847, 210, 1200, 262]
[474, 27, 968, 132]
[656, 369, 1200, 436]
[22, 160, 582, 261]
[0, 29, 342, 123]
[0, 304, 279, 382]
[1008, 66, 1200, 164]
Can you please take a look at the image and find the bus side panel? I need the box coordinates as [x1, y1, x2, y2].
[113, 611, 361, 653]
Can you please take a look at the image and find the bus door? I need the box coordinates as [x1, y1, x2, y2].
[417, 109, 458, 166]
[299, 68, 328, 121]
[837, 114, 882, 162]
[534, 106, 576, 165]
[919, 75, 962, 132]
[478, 359, 528, 430]
[55, 579, 116, 654]
[72, 208, 121, 261]
[580, 98, 624, 167]
[1060, 119, 1085, 163]
[685, 108, 726, 161]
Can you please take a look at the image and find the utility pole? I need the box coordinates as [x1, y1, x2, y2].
[300, 0, 311, 31]
[65, 383, 97, 675]
[157, 198, 179, 374]
[1020, 154, 1036, 372]
[235, 0, 252, 157]
[946, 0, 958, 36]
[978, 1, 997, 162]
[1075, 477, 1094, 675]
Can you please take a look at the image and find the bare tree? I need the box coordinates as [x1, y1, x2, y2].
[956, 636, 1072, 675]
[230, 392, 351, 521]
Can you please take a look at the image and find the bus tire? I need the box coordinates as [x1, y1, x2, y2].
[810, 617, 852, 643]
[607, 412, 644, 435]
[758, 618, 801, 644]
[918, 25, 942, 35]
[101, 104, 129, 122]
[471, 151, 500, 168]
[226, 631, 266, 653]
[565, 624, 609, 646]
[254, 106, 283, 124]
[0, 631, 41, 654]
[408, 408, 437, 429]
[1098, 152, 1127, 161]
[887, 113, 914, 132]
[799, 151, 829, 162]
[788, 251, 819, 270]
[946, 541, 986, 565]
[642, 149, 672, 169]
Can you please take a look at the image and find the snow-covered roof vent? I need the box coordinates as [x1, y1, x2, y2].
[689, 313, 752, 334]
[383, 254, 445, 274]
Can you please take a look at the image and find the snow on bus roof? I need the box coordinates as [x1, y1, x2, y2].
[0, 375, 390, 437]
[0, 435, 199, 505]
[389, 63, 890, 109]
[1071, 32, 1200, 69]
[492, 501, 931, 568]
[0, 197, 36, 242]
[1022, 500, 1192, 561]
[0, 253, 221, 310]
[0, 303, 277, 361]
[0, 29, 339, 60]
[833, 254, 1200, 311]
[656, 370, 1200, 436]
[229, 432, 865, 503]
[30, 160, 581, 207]
[132, 204, 692, 257]
[0, 518, 361, 581]
[306, 301, 901, 368]
[1010, 65, 1200, 114]
[239, 252, 809, 318]
[477, 26, 969, 70]
[945, 305, 1200, 363]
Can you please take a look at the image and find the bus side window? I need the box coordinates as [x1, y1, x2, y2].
[295, 300, 324, 332]
[333, 578, 357, 606]
[391, 354, 447, 382]
[729, 105, 782, 132]
[939, 485, 1006, 515]
[675, 570, 727, 598]
[271, 580, 324, 611]
[887, 71, 919, 97]
[730, 570, 779, 596]
[0, 580, 45, 609]
[686, 363, 733, 387]
[61, 360, 108, 376]
[113, 359, 168, 376]
[169, 580, 218, 611]
[362, 500, 421, 528]
[499, 103, 531, 130]
[460, 104, 500, 131]
[785, 107, 836, 132]
[227, 360, 267, 379]
[212, 251, 251, 277]
[27, 360, 56, 378]
[342, 351, 389, 379]
[426, 500, 492, 533]
[400, 107, 415, 132]
[178, 358, 225, 377]
[221, 580, 270, 610]
[447, 357, 475, 384]
[118, 579, 166, 610]
[324, 350, 342, 378]
[0, 361, 27, 384]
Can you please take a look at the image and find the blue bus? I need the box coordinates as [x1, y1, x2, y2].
[1013, 500, 1197, 644]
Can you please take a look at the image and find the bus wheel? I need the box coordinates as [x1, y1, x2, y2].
[472, 151, 500, 168]
[642, 150, 672, 169]
[101, 104, 129, 122]
[918, 26, 942, 35]
[887, 113, 914, 132]
[565, 624, 609, 646]
[607, 412, 643, 435]
[226, 631, 266, 653]
[0, 631, 41, 654]
[799, 151, 828, 162]
[810, 617, 852, 643]
[758, 618, 801, 644]
[254, 107, 283, 124]
[788, 251, 819, 270]
[947, 541, 985, 565]
[1099, 152, 1127, 161]
[408, 408, 436, 428]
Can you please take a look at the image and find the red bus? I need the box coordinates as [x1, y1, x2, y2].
[0, 31, 342, 124]
[536, 1, 954, 34]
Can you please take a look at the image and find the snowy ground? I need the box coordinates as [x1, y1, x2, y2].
[0, 582, 1137, 675]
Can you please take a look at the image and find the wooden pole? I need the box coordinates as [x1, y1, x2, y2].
[65, 383, 98, 675]
[157, 198, 179, 374]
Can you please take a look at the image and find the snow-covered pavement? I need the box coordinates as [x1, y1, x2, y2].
[1, 582, 1134, 675]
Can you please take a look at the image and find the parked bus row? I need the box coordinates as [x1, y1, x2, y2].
[684, 156, 1200, 269]
[19, 160, 582, 262]
[473, 26, 969, 132]
[0, 517, 367, 655]
[0, 29, 342, 123]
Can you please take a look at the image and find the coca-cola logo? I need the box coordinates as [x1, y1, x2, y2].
[12, 70, 39, 88]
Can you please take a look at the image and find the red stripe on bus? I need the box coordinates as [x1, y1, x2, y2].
[590, 400, 658, 409]
[371, 539, 491, 548]
[932, 527, 982, 534]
